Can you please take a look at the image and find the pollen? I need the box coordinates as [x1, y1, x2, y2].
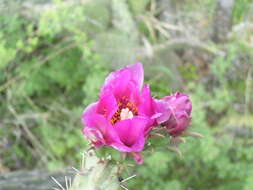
[110, 100, 138, 125]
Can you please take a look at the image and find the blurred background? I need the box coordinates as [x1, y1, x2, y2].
[0, 0, 253, 189]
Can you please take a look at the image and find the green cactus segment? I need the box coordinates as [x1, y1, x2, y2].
[70, 150, 120, 190]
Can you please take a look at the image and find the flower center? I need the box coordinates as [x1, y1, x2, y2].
[120, 108, 134, 120]
[110, 101, 138, 125]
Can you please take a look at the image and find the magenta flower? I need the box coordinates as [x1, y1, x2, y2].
[82, 63, 155, 164]
[155, 92, 192, 136]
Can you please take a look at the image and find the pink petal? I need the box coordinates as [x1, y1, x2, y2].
[81, 102, 98, 125]
[97, 93, 118, 120]
[154, 99, 172, 124]
[137, 84, 157, 135]
[110, 134, 145, 152]
[101, 67, 131, 96]
[114, 117, 147, 150]
[163, 92, 192, 115]
[83, 112, 106, 134]
[111, 142, 134, 152]
[107, 80, 140, 104]
[160, 92, 192, 136]
[101, 63, 144, 98]
[83, 127, 104, 147]
[83, 113, 120, 145]
[138, 85, 154, 116]
[129, 134, 146, 152]
[128, 62, 144, 89]
[122, 82, 142, 105]
[167, 113, 191, 136]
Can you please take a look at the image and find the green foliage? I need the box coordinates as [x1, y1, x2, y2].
[0, 35, 16, 69]
[0, 0, 108, 170]
[128, 0, 150, 15]
[233, 0, 253, 24]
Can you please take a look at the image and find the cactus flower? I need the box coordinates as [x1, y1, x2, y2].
[155, 92, 192, 136]
[82, 63, 155, 164]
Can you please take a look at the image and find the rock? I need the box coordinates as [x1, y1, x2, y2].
[0, 170, 73, 190]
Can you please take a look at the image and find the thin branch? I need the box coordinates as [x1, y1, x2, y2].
[153, 38, 225, 56]
[137, 38, 225, 59]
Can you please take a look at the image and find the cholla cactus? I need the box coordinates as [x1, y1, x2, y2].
[52, 149, 121, 190]
[70, 150, 119, 190]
